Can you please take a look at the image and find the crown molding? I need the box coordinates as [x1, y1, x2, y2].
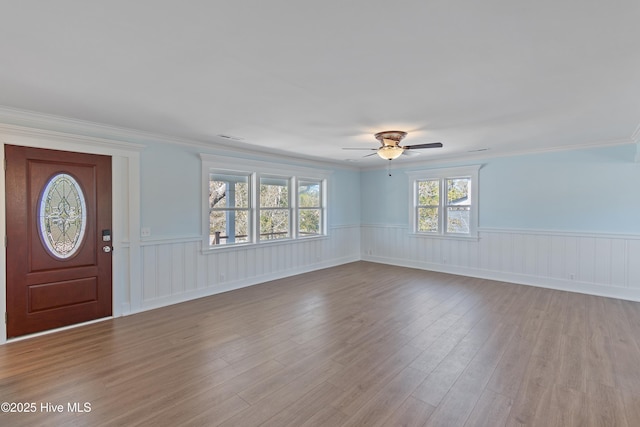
[0, 106, 359, 171]
[192, 140, 359, 171]
[359, 137, 635, 171]
[199, 153, 333, 178]
[0, 106, 150, 145]
[0, 105, 636, 171]
[0, 123, 145, 154]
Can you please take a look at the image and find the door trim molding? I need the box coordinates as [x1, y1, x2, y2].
[0, 124, 143, 344]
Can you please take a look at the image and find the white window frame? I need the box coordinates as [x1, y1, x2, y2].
[258, 175, 293, 241]
[297, 178, 325, 238]
[407, 165, 480, 239]
[200, 154, 330, 251]
[208, 172, 253, 246]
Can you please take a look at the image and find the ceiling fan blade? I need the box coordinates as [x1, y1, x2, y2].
[363, 152, 378, 158]
[403, 143, 443, 150]
[342, 147, 377, 150]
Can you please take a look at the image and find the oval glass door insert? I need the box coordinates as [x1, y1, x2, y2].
[38, 173, 87, 259]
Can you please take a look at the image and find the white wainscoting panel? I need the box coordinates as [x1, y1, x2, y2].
[361, 224, 640, 301]
[136, 225, 360, 311]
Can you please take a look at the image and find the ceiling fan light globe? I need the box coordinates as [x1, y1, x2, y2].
[377, 146, 404, 160]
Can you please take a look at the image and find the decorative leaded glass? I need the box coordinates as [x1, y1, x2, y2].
[38, 173, 87, 258]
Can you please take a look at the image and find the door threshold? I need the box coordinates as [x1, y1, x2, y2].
[5, 316, 114, 344]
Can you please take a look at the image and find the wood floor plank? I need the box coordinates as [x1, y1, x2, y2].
[585, 333, 617, 388]
[463, 389, 513, 427]
[329, 343, 423, 416]
[585, 381, 629, 427]
[556, 333, 587, 392]
[561, 292, 589, 340]
[145, 394, 249, 427]
[620, 300, 640, 348]
[385, 396, 435, 427]
[258, 381, 344, 427]
[340, 367, 429, 427]
[299, 406, 349, 427]
[531, 385, 586, 427]
[426, 321, 518, 427]
[586, 295, 613, 341]
[237, 350, 337, 405]
[607, 331, 640, 392]
[219, 358, 343, 427]
[530, 318, 563, 362]
[487, 337, 532, 398]
[95, 359, 285, 425]
[620, 389, 640, 427]
[412, 313, 497, 406]
[1, 262, 640, 426]
[408, 311, 464, 350]
[486, 314, 543, 398]
[504, 356, 558, 427]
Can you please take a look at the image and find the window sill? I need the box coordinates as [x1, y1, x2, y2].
[409, 232, 479, 242]
[201, 234, 329, 254]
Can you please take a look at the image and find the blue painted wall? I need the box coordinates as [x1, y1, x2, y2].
[360, 165, 409, 226]
[140, 142, 201, 238]
[480, 144, 639, 232]
[139, 141, 640, 237]
[139, 142, 362, 238]
[360, 143, 640, 234]
[329, 168, 361, 226]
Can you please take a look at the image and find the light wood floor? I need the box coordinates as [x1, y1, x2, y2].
[2, 261, 640, 426]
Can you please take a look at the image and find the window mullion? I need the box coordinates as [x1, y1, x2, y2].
[292, 176, 297, 239]
[440, 178, 445, 234]
[415, 180, 420, 232]
[251, 172, 258, 244]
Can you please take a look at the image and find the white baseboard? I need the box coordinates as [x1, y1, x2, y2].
[119, 303, 131, 315]
[362, 254, 640, 302]
[131, 255, 360, 315]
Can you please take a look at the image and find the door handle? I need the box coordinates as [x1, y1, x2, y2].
[102, 246, 112, 253]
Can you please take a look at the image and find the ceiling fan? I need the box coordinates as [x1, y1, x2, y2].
[343, 131, 443, 160]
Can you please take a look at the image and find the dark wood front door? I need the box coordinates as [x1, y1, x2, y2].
[5, 145, 112, 338]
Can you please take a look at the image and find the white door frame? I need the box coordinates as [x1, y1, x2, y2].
[0, 124, 143, 344]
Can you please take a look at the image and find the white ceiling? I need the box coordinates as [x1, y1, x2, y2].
[1, 1, 639, 164]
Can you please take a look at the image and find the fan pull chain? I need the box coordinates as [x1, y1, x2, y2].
[387, 159, 392, 176]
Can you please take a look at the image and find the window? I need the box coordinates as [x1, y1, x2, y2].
[201, 154, 329, 249]
[445, 177, 471, 233]
[259, 176, 291, 240]
[39, 173, 87, 258]
[209, 173, 251, 245]
[298, 180, 323, 236]
[408, 165, 480, 237]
